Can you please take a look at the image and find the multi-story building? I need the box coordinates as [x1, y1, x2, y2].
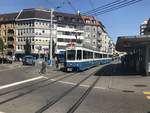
[140, 19, 150, 35]
[81, 16, 113, 54]
[81, 16, 100, 50]
[0, 13, 18, 55]
[15, 8, 56, 58]
[0, 8, 113, 58]
[54, 12, 84, 54]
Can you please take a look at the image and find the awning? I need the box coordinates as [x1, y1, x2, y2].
[116, 35, 150, 52]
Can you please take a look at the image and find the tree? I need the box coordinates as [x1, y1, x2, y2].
[0, 38, 4, 53]
[25, 39, 31, 55]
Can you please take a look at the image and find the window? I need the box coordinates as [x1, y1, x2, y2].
[32, 45, 34, 49]
[32, 38, 34, 41]
[57, 38, 64, 42]
[18, 45, 20, 49]
[83, 51, 93, 59]
[77, 50, 82, 60]
[67, 50, 75, 60]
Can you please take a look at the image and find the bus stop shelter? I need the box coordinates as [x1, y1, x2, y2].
[116, 35, 150, 76]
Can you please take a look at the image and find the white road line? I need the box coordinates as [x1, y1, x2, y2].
[0, 111, 5, 113]
[0, 76, 47, 90]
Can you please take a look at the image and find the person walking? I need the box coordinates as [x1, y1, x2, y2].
[40, 61, 46, 74]
[55, 55, 59, 69]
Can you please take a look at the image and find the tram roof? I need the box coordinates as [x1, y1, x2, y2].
[116, 35, 150, 52]
[66, 46, 112, 55]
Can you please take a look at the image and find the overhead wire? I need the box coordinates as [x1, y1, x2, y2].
[82, 0, 144, 16]
[66, 0, 78, 13]
[94, 0, 143, 16]
[82, 0, 123, 15]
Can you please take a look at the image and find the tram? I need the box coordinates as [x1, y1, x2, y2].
[64, 46, 112, 71]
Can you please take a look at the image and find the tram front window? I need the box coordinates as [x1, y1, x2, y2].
[67, 50, 76, 60]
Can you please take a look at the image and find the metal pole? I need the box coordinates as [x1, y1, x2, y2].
[49, 9, 54, 66]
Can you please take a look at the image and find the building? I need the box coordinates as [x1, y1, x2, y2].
[81, 16, 98, 49]
[0, 13, 18, 56]
[15, 8, 56, 58]
[140, 19, 150, 35]
[0, 8, 112, 59]
[54, 11, 84, 54]
[116, 36, 150, 76]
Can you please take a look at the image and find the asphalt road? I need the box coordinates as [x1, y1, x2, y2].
[0, 63, 150, 113]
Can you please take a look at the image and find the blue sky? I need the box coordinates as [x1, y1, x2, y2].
[0, 0, 149, 43]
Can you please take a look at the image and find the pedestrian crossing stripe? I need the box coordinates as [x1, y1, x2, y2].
[143, 92, 150, 95]
[146, 96, 150, 100]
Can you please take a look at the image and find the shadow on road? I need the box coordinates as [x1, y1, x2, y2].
[95, 63, 143, 76]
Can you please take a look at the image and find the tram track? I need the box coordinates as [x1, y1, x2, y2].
[0, 67, 97, 105]
[0, 71, 71, 96]
[0, 73, 76, 105]
[34, 69, 98, 113]
[66, 76, 101, 113]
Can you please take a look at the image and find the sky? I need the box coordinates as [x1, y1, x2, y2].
[0, 0, 149, 43]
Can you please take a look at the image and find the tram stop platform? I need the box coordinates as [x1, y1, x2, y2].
[116, 35, 150, 76]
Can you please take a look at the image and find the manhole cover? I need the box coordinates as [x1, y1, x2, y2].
[134, 84, 147, 87]
[122, 90, 135, 93]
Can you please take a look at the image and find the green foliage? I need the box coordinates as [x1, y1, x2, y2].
[0, 38, 4, 52]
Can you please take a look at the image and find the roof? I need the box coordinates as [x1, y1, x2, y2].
[17, 8, 52, 20]
[116, 35, 150, 52]
[0, 12, 18, 22]
[81, 16, 98, 26]
[54, 11, 84, 25]
[16, 8, 84, 25]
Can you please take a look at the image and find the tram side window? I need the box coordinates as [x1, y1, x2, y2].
[95, 53, 98, 58]
[67, 50, 75, 60]
[95, 53, 102, 58]
[83, 51, 87, 59]
[77, 50, 82, 60]
[89, 52, 93, 59]
[103, 54, 107, 58]
[83, 51, 93, 59]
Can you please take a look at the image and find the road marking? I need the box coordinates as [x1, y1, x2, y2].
[143, 91, 150, 95]
[0, 76, 47, 90]
[0, 111, 6, 113]
[50, 79, 107, 89]
[146, 96, 150, 100]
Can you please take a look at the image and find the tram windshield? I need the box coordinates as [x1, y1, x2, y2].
[67, 50, 76, 60]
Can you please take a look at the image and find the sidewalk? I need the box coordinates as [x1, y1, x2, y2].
[0, 62, 22, 71]
[94, 61, 150, 93]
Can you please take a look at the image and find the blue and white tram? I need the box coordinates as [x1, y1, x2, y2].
[64, 46, 112, 71]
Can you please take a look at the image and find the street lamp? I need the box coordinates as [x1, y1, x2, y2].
[49, 9, 54, 66]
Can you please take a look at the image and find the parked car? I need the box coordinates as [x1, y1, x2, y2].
[22, 55, 35, 65]
[0, 56, 13, 64]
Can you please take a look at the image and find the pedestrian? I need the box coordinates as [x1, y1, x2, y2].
[55, 55, 59, 69]
[40, 61, 46, 74]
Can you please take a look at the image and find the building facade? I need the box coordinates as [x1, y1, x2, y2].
[140, 19, 150, 35]
[0, 13, 18, 56]
[0, 8, 113, 58]
[54, 12, 84, 54]
[15, 8, 56, 58]
[81, 16, 100, 50]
